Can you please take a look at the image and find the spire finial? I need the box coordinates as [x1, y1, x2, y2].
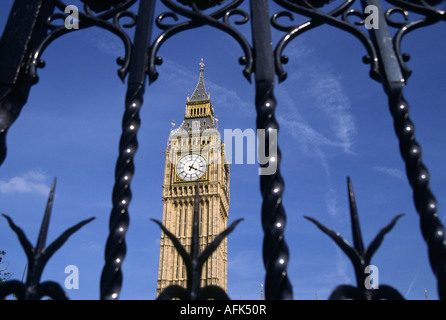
[260, 283, 264, 300]
[199, 58, 205, 72]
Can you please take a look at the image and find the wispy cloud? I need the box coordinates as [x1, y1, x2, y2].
[85, 28, 125, 57]
[277, 42, 357, 176]
[279, 72, 356, 156]
[405, 270, 419, 298]
[310, 76, 356, 155]
[0, 170, 51, 196]
[277, 40, 356, 246]
[373, 166, 405, 180]
[325, 187, 341, 219]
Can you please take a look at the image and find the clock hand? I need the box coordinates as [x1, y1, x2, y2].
[187, 155, 200, 171]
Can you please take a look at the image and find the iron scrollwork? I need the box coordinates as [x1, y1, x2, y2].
[0, 0, 139, 166]
[0, 0, 445, 301]
[148, 0, 253, 83]
[80, 0, 130, 13]
[271, 0, 381, 82]
[32, 0, 139, 84]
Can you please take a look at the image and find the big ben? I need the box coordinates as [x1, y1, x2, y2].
[156, 59, 230, 296]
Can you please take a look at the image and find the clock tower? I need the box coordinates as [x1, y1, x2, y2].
[156, 59, 230, 296]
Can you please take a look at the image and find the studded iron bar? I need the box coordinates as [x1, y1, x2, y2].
[251, 0, 293, 300]
[356, 0, 446, 299]
[385, 82, 446, 299]
[100, 0, 156, 300]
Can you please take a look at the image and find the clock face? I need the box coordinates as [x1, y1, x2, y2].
[177, 154, 207, 181]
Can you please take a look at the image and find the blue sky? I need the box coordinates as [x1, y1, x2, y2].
[0, 0, 445, 300]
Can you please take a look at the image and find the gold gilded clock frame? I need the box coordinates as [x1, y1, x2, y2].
[174, 151, 209, 183]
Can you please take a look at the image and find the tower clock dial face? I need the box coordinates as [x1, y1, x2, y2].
[177, 154, 207, 181]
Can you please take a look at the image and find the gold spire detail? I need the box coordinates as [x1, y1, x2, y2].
[260, 283, 264, 300]
[184, 58, 214, 123]
[199, 58, 205, 71]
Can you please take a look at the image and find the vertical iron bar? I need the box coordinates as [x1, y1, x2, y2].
[35, 178, 57, 252]
[26, 178, 57, 299]
[0, 0, 55, 165]
[346, 177, 367, 291]
[190, 183, 201, 299]
[100, 0, 156, 300]
[360, 0, 446, 299]
[386, 82, 446, 299]
[250, 0, 293, 300]
[360, 0, 404, 86]
[347, 177, 365, 259]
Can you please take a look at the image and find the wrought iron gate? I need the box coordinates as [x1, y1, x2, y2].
[0, 0, 445, 300]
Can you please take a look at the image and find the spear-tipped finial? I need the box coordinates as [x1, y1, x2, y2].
[36, 178, 57, 252]
[304, 176, 405, 300]
[0, 178, 95, 299]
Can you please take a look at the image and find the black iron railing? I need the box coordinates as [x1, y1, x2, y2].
[0, 0, 445, 300]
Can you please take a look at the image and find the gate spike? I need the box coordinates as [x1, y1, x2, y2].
[347, 177, 365, 255]
[36, 177, 56, 252]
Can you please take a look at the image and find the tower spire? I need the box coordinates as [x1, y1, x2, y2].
[188, 58, 210, 104]
[183, 58, 214, 123]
